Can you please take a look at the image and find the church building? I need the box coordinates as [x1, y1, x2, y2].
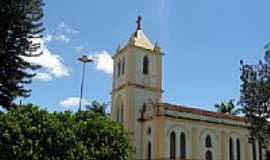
[111, 16, 266, 160]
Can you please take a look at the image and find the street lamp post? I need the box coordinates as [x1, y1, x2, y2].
[78, 55, 93, 111]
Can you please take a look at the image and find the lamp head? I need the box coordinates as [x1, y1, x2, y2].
[78, 55, 93, 63]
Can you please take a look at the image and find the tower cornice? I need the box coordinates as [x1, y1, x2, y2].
[111, 82, 164, 95]
[112, 44, 163, 59]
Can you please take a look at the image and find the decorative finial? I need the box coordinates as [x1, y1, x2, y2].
[116, 45, 121, 53]
[154, 42, 161, 53]
[136, 15, 142, 30]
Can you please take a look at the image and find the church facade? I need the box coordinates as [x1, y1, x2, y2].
[110, 17, 265, 160]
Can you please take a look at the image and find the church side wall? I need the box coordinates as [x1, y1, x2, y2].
[148, 116, 253, 160]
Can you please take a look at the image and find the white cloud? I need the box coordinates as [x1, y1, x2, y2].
[59, 97, 90, 110]
[23, 22, 79, 82]
[89, 51, 113, 74]
[44, 34, 53, 42]
[60, 97, 80, 106]
[75, 45, 84, 53]
[53, 34, 70, 43]
[33, 72, 52, 81]
[45, 34, 69, 43]
[24, 36, 70, 81]
[58, 22, 79, 35]
[26, 39, 69, 77]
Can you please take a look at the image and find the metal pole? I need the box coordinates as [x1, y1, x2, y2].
[78, 55, 93, 111]
[79, 62, 86, 111]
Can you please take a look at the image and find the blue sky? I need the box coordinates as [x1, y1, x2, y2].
[20, 0, 270, 112]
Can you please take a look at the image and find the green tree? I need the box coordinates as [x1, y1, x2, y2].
[75, 111, 134, 159]
[85, 101, 108, 116]
[214, 99, 242, 115]
[239, 46, 270, 146]
[0, 104, 134, 159]
[0, 0, 45, 109]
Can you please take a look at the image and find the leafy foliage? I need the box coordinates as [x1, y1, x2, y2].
[214, 99, 242, 115]
[0, 104, 134, 159]
[240, 49, 270, 145]
[85, 101, 108, 116]
[0, 0, 45, 109]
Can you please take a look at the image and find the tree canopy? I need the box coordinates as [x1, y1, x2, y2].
[214, 99, 242, 115]
[85, 101, 108, 116]
[0, 104, 134, 159]
[0, 0, 45, 109]
[240, 48, 270, 146]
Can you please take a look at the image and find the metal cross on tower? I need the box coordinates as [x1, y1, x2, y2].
[136, 15, 142, 30]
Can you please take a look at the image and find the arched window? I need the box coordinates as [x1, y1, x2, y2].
[180, 133, 186, 159]
[147, 141, 151, 160]
[115, 96, 124, 123]
[205, 150, 213, 160]
[170, 132, 176, 159]
[252, 140, 257, 160]
[229, 138, 234, 160]
[121, 57, 125, 75]
[120, 104, 124, 123]
[117, 60, 121, 77]
[143, 56, 149, 74]
[116, 105, 123, 123]
[205, 135, 212, 148]
[116, 107, 120, 122]
[236, 138, 241, 160]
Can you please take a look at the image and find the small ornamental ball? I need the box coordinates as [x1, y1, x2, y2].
[240, 60, 243, 65]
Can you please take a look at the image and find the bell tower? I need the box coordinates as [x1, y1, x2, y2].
[111, 16, 163, 158]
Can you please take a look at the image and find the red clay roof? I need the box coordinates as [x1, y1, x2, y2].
[158, 102, 246, 122]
